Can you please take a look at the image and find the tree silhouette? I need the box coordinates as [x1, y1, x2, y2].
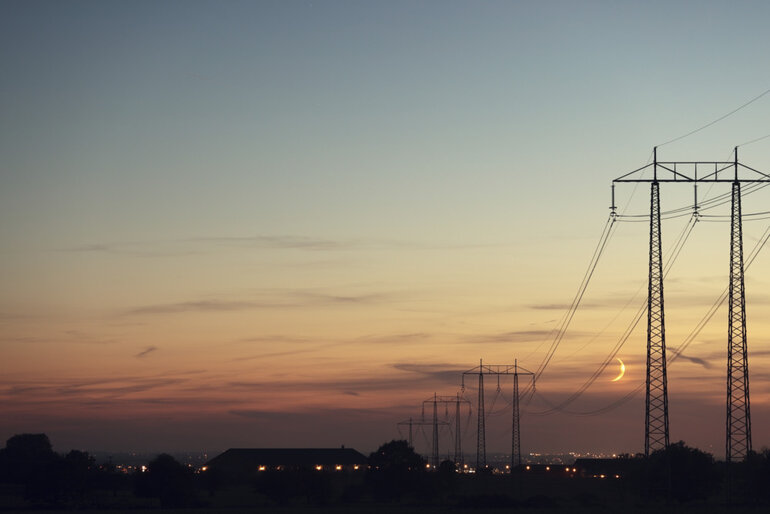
[0, 433, 62, 502]
[648, 441, 720, 502]
[135, 453, 195, 507]
[367, 440, 427, 501]
[368, 439, 425, 472]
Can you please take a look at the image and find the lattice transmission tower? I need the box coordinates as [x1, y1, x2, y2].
[613, 147, 769, 460]
[421, 393, 470, 467]
[396, 416, 448, 457]
[462, 359, 534, 471]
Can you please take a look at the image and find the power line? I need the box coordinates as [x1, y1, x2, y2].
[738, 132, 770, 148]
[658, 87, 770, 148]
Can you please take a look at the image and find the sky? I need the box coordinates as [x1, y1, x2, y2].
[2, 0, 770, 459]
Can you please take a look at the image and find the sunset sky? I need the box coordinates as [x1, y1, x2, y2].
[2, 0, 770, 459]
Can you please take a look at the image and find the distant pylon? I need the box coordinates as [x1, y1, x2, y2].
[644, 153, 670, 457]
[726, 175, 751, 463]
[454, 393, 463, 466]
[431, 393, 439, 468]
[512, 360, 521, 469]
[408, 417, 413, 447]
[477, 361, 486, 470]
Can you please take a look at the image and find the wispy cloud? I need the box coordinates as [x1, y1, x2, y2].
[62, 234, 512, 258]
[356, 333, 431, 344]
[127, 290, 400, 316]
[529, 303, 602, 311]
[464, 330, 554, 344]
[670, 350, 712, 369]
[129, 300, 259, 315]
[135, 346, 158, 359]
[391, 363, 465, 384]
[1, 331, 119, 346]
[2, 375, 188, 402]
[187, 235, 346, 250]
[61, 242, 200, 258]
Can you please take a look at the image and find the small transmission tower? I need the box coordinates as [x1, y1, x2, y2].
[462, 359, 534, 471]
[422, 393, 470, 467]
[396, 417, 448, 456]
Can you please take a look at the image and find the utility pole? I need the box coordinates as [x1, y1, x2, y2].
[462, 359, 535, 471]
[612, 148, 769, 459]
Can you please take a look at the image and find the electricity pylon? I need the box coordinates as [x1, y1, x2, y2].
[422, 393, 470, 467]
[613, 147, 770, 460]
[462, 359, 535, 471]
[511, 360, 534, 469]
[396, 417, 448, 457]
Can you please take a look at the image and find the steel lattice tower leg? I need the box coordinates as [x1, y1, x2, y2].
[726, 180, 751, 463]
[454, 394, 462, 466]
[644, 180, 670, 457]
[431, 393, 439, 468]
[477, 369, 486, 470]
[512, 362, 521, 470]
[408, 418, 413, 448]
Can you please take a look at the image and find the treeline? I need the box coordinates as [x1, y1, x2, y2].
[2, 434, 770, 510]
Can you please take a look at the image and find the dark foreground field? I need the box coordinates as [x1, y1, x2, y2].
[2, 437, 770, 512]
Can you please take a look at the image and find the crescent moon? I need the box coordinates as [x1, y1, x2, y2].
[611, 358, 626, 382]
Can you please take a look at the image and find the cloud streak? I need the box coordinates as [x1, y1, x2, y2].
[127, 290, 401, 316]
[464, 330, 555, 344]
[135, 346, 158, 359]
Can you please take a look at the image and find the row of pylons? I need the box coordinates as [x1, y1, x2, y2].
[398, 147, 766, 472]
